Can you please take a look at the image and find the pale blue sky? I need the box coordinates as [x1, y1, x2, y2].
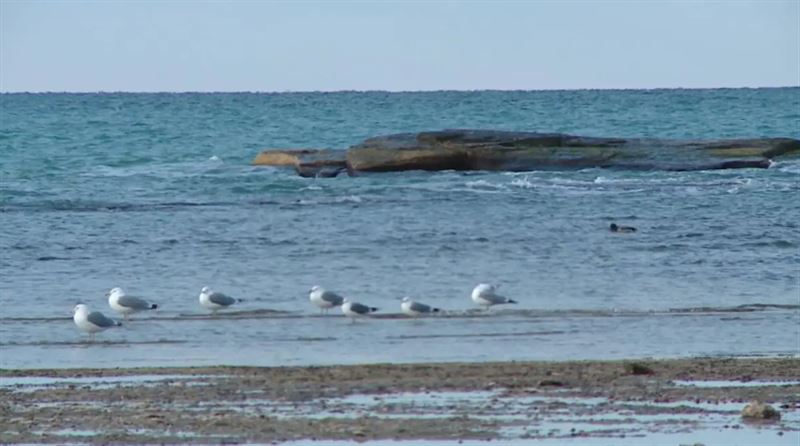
[1, 1, 798, 92]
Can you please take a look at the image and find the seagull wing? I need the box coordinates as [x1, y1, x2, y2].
[87, 311, 118, 328]
[209, 292, 236, 306]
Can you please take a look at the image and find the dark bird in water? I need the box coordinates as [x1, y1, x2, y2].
[610, 223, 637, 233]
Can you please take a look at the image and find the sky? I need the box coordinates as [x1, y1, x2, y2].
[1, 1, 798, 92]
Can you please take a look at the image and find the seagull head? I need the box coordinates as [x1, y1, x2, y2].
[73, 303, 88, 314]
[107, 287, 124, 298]
[401, 297, 411, 303]
[342, 298, 350, 304]
[200, 286, 211, 294]
[309, 285, 321, 293]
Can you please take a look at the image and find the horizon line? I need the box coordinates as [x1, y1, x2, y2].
[1, 85, 798, 94]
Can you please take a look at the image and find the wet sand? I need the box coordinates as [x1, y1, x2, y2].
[1, 357, 798, 444]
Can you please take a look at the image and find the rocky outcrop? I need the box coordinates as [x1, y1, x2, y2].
[253, 149, 347, 178]
[252, 149, 322, 166]
[252, 130, 799, 176]
[346, 130, 797, 173]
[741, 401, 781, 421]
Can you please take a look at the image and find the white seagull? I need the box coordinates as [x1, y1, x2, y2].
[309, 285, 345, 314]
[341, 298, 378, 323]
[400, 297, 441, 317]
[471, 283, 517, 309]
[107, 287, 158, 320]
[199, 286, 242, 314]
[73, 304, 122, 341]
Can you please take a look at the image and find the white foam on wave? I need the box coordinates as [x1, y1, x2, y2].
[465, 179, 508, 191]
[296, 195, 363, 206]
[83, 156, 232, 179]
[773, 159, 800, 174]
[725, 178, 754, 194]
[510, 177, 535, 189]
[336, 195, 363, 203]
[593, 176, 612, 184]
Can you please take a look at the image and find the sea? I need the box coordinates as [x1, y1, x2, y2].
[1, 89, 798, 369]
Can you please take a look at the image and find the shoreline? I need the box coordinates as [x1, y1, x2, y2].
[2, 356, 800, 379]
[2, 357, 798, 444]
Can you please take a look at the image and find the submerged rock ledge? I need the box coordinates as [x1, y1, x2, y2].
[253, 129, 799, 177]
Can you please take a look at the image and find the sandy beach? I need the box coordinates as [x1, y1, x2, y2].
[2, 357, 798, 444]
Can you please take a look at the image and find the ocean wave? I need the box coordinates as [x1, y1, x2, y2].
[78, 157, 235, 180]
[741, 239, 798, 249]
[509, 177, 535, 189]
[294, 195, 364, 206]
[0, 339, 187, 347]
[0, 200, 237, 213]
[500, 173, 758, 195]
[35, 255, 91, 262]
[773, 160, 800, 174]
[465, 179, 509, 191]
[336, 195, 363, 203]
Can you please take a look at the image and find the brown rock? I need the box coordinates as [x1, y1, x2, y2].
[253, 149, 348, 178]
[252, 149, 323, 166]
[741, 401, 781, 421]
[345, 130, 796, 173]
[253, 131, 799, 176]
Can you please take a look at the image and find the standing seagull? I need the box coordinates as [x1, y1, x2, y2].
[400, 297, 441, 317]
[199, 286, 242, 314]
[471, 283, 517, 309]
[73, 304, 122, 341]
[309, 285, 345, 314]
[341, 298, 378, 323]
[107, 287, 158, 320]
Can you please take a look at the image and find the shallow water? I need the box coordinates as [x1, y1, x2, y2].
[281, 431, 799, 446]
[1, 90, 799, 369]
[1, 309, 797, 369]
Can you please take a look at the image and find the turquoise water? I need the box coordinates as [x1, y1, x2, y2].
[1, 89, 798, 368]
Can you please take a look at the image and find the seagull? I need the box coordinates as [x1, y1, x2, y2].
[471, 283, 517, 309]
[341, 298, 378, 323]
[73, 304, 122, 341]
[199, 286, 242, 314]
[309, 285, 344, 314]
[107, 287, 158, 320]
[400, 297, 441, 317]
